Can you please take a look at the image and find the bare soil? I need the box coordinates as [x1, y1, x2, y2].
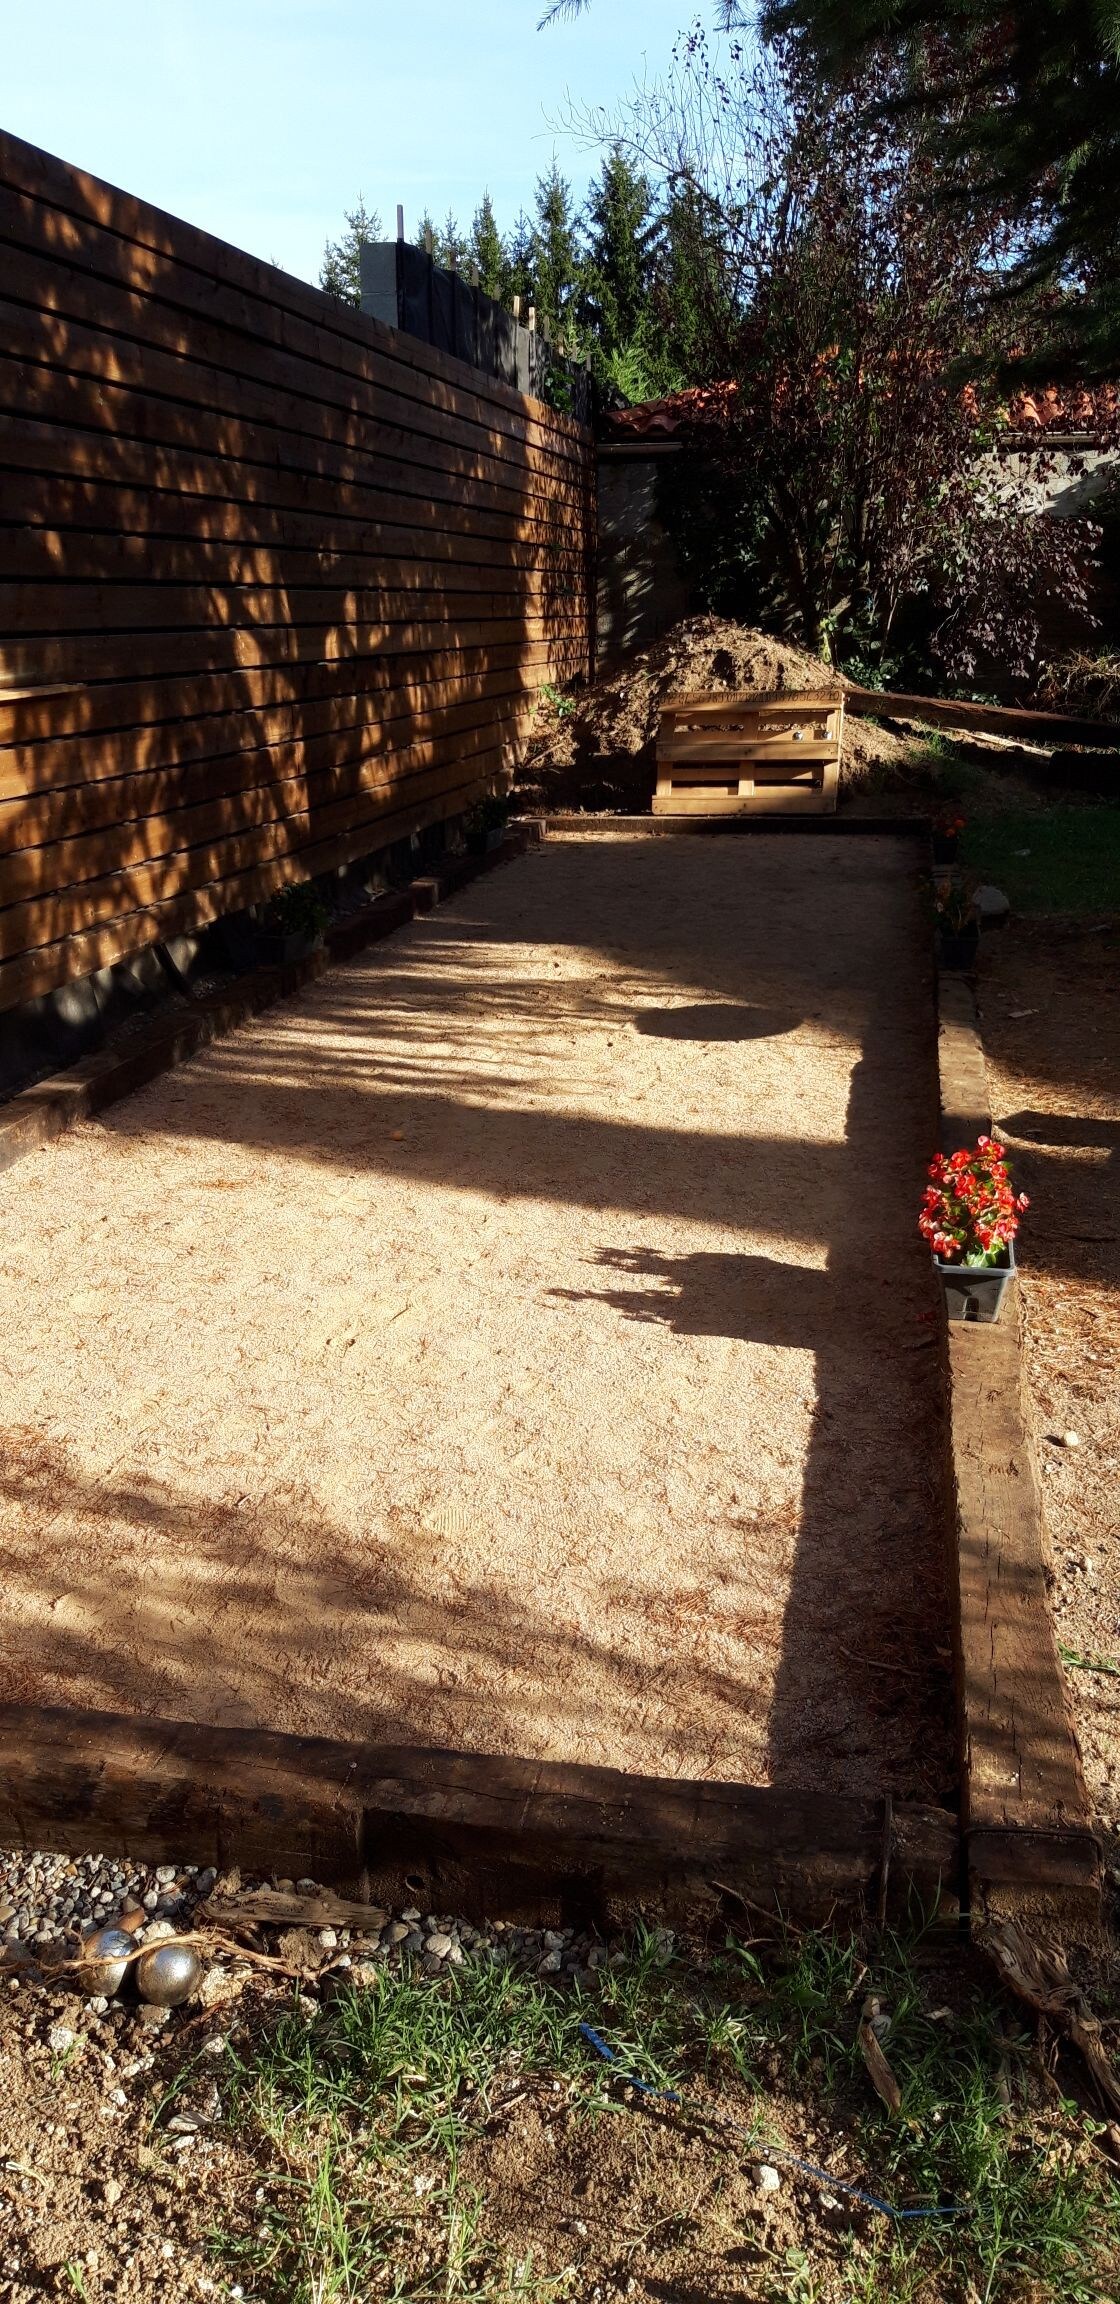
[980, 919, 1120, 1861]
[0, 835, 951, 1799]
[0, 1930, 1010, 2304]
[516, 616, 911, 814]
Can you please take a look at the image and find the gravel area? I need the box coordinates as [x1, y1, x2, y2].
[1, 833, 952, 1797]
[0, 1842, 619, 1999]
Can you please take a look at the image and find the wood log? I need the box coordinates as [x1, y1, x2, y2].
[0, 1700, 959, 1926]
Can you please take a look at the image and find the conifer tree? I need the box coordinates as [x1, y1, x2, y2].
[469, 193, 507, 297]
[531, 156, 584, 334]
[319, 197, 382, 307]
[581, 147, 659, 354]
[503, 210, 537, 309]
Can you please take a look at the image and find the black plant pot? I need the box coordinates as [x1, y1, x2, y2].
[258, 928, 316, 968]
[932, 832, 960, 865]
[466, 826, 506, 857]
[937, 920, 980, 970]
[934, 1239, 1016, 1324]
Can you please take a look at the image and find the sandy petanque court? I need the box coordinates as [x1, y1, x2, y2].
[0, 835, 954, 1801]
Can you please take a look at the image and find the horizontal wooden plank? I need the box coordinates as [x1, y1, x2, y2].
[0, 128, 592, 1010]
[0, 611, 591, 689]
[0, 412, 591, 547]
[0, 643, 570, 765]
[0, 705, 524, 897]
[0, 1701, 958, 1923]
[0, 504, 588, 590]
[0, 352, 592, 547]
[0, 713, 533, 960]
[0, 127, 589, 445]
[0, 218, 587, 483]
[0, 755, 503, 1008]
[848, 685, 1120, 752]
[663, 690, 842, 720]
[0, 280, 585, 506]
[0, 676, 534, 825]
[658, 736, 839, 762]
[0, 573, 585, 636]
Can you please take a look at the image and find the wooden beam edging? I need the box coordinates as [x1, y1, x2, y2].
[0, 1702, 958, 1928]
[537, 813, 930, 837]
[849, 685, 1120, 753]
[0, 825, 541, 1179]
[936, 969, 1101, 1931]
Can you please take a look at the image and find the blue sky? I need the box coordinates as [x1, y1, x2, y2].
[3, 1, 692, 285]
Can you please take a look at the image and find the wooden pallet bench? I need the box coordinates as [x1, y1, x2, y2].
[654, 690, 844, 817]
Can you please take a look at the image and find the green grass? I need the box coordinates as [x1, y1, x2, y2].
[960, 806, 1120, 915]
[205, 1925, 1120, 2304]
[1060, 1642, 1120, 1680]
[897, 733, 1120, 914]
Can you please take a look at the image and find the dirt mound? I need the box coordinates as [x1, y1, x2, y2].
[515, 615, 910, 812]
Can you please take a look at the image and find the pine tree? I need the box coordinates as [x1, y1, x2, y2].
[503, 210, 537, 310]
[319, 197, 383, 308]
[531, 157, 584, 335]
[581, 147, 660, 354]
[439, 210, 468, 272]
[469, 193, 507, 298]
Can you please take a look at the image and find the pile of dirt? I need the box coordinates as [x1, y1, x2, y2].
[516, 615, 912, 813]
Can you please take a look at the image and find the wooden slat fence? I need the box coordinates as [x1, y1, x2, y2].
[0, 132, 595, 1011]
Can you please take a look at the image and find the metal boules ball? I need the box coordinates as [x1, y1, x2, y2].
[135, 1940, 204, 2008]
[80, 1925, 136, 1998]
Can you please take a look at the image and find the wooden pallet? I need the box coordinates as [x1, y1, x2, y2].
[654, 689, 844, 816]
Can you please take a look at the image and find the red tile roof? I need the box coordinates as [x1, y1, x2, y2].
[605, 383, 739, 439]
[607, 379, 1118, 441]
[1005, 384, 1119, 432]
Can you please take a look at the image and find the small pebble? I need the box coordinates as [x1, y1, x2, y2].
[752, 2164, 782, 2194]
[137, 2002, 172, 2031]
[426, 1932, 454, 1960]
[47, 2022, 77, 2057]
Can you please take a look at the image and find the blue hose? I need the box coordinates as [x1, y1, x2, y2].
[578, 2020, 970, 2224]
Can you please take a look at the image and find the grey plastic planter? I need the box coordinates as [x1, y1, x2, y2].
[934, 1238, 1016, 1323]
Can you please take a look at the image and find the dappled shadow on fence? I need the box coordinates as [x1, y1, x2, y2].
[0, 124, 592, 1015]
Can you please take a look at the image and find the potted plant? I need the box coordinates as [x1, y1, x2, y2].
[932, 809, 966, 866]
[919, 1136, 1029, 1322]
[464, 794, 510, 856]
[257, 880, 330, 967]
[934, 875, 980, 969]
